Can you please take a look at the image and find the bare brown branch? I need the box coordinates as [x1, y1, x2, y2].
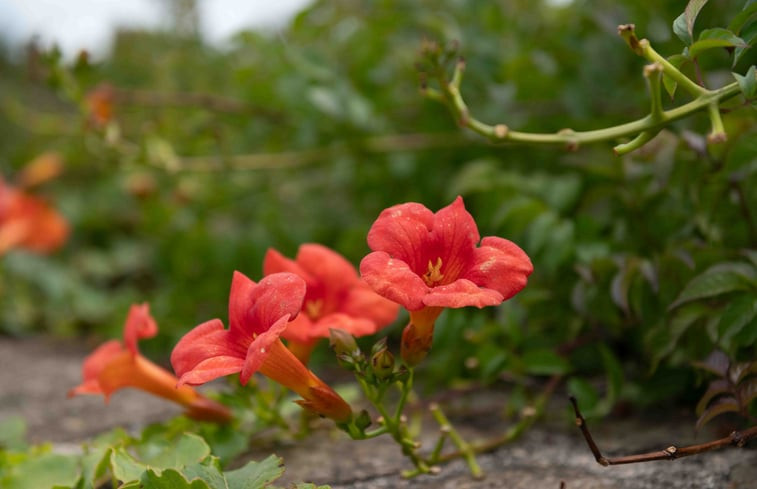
[569, 396, 757, 466]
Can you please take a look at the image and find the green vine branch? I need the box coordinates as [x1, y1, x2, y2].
[420, 24, 751, 155]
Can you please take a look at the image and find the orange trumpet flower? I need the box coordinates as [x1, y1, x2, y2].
[171, 272, 353, 423]
[69, 303, 231, 423]
[263, 244, 399, 364]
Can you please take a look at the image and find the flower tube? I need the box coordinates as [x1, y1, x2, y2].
[171, 272, 352, 423]
[360, 196, 533, 365]
[69, 303, 231, 423]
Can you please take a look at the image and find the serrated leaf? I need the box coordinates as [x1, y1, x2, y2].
[718, 293, 757, 349]
[111, 448, 148, 483]
[141, 468, 211, 489]
[733, 66, 757, 99]
[696, 396, 741, 430]
[521, 349, 570, 375]
[669, 263, 754, 310]
[143, 433, 211, 469]
[695, 378, 731, 415]
[689, 28, 746, 58]
[225, 455, 285, 489]
[729, 1, 757, 34]
[183, 460, 229, 489]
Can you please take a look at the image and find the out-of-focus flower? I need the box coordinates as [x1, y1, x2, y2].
[360, 196, 533, 365]
[0, 177, 68, 256]
[16, 152, 63, 189]
[263, 244, 399, 363]
[171, 272, 353, 423]
[69, 303, 231, 423]
[85, 83, 115, 127]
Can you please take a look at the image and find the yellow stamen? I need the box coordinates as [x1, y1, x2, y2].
[305, 299, 323, 319]
[423, 257, 444, 286]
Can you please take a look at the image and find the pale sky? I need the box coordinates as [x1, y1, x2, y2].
[0, 0, 313, 58]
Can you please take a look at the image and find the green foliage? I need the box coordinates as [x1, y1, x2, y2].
[0, 427, 329, 489]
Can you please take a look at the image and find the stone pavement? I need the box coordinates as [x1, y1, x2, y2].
[1, 337, 754, 488]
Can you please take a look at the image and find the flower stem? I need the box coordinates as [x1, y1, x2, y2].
[429, 403, 483, 479]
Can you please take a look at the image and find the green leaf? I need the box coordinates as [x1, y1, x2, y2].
[718, 293, 757, 350]
[600, 345, 624, 405]
[733, 66, 757, 99]
[2, 452, 80, 489]
[729, 1, 757, 34]
[674, 13, 693, 46]
[662, 55, 689, 98]
[734, 21, 757, 65]
[567, 378, 599, 416]
[650, 303, 708, 367]
[141, 468, 211, 489]
[669, 263, 755, 310]
[521, 349, 570, 375]
[673, 1, 710, 45]
[610, 257, 639, 314]
[142, 433, 211, 470]
[0, 416, 27, 451]
[689, 28, 746, 58]
[225, 455, 285, 489]
[111, 448, 148, 483]
[685, 0, 710, 36]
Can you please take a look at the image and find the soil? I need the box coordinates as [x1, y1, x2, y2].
[1, 336, 755, 488]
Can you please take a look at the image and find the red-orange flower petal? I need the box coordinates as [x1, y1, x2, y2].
[0, 179, 68, 255]
[171, 271, 352, 422]
[361, 196, 533, 311]
[123, 303, 158, 355]
[263, 244, 399, 345]
[171, 272, 306, 386]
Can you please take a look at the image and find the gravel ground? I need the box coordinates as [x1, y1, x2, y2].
[1, 336, 755, 488]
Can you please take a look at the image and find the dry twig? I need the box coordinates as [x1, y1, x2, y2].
[569, 396, 757, 466]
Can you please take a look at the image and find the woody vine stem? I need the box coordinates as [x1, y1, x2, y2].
[420, 24, 748, 155]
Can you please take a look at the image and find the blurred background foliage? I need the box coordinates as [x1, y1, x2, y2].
[0, 0, 755, 422]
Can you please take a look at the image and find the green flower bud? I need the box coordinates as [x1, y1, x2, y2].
[371, 348, 395, 380]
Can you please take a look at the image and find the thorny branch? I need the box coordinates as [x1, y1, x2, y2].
[570, 396, 757, 466]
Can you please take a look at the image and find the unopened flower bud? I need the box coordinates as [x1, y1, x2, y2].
[355, 409, 372, 431]
[329, 328, 360, 357]
[371, 348, 395, 380]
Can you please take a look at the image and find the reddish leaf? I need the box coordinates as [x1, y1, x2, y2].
[696, 396, 741, 430]
[695, 378, 731, 415]
[693, 350, 730, 377]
